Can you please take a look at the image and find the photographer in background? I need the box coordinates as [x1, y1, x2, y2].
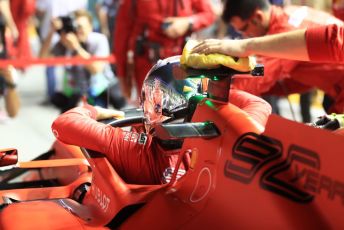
[39, 9, 125, 113]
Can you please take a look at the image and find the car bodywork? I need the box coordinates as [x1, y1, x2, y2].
[0, 65, 344, 229]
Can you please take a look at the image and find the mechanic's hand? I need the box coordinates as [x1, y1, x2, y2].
[191, 39, 249, 57]
[60, 33, 82, 51]
[163, 17, 190, 39]
[95, 106, 124, 120]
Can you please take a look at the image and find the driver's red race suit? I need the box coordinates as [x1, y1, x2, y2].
[51, 90, 271, 185]
[232, 5, 344, 113]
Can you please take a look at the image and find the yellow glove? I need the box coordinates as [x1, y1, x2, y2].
[180, 40, 256, 72]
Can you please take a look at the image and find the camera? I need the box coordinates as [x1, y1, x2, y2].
[57, 16, 76, 34]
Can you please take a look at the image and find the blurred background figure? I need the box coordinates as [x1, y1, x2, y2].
[36, 0, 88, 40]
[36, 0, 88, 106]
[39, 10, 125, 113]
[114, 0, 216, 103]
[0, 0, 18, 43]
[0, 0, 20, 120]
[262, 0, 285, 117]
[8, 0, 35, 61]
[269, 0, 284, 6]
[0, 66, 20, 120]
[94, 0, 120, 50]
[193, 0, 223, 39]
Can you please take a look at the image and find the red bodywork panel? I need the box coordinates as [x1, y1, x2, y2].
[1, 100, 344, 229]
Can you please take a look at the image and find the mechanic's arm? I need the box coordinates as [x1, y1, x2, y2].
[241, 24, 344, 63]
[2, 66, 20, 117]
[52, 105, 124, 153]
[191, 29, 309, 61]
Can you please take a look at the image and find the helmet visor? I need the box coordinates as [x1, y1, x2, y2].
[141, 56, 201, 127]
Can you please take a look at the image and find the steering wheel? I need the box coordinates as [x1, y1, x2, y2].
[81, 108, 145, 158]
[96, 108, 144, 127]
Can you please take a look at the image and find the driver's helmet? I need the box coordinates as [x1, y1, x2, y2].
[141, 56, 202, 132]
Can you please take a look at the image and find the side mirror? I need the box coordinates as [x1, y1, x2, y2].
[0, 148, 18, 167]
[155, 122, 220, 140]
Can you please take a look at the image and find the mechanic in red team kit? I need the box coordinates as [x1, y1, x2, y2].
[218, 0, 344, 114]
[113, 0, 215, 99]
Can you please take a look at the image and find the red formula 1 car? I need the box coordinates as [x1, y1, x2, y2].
[0, 60, 344, 229]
